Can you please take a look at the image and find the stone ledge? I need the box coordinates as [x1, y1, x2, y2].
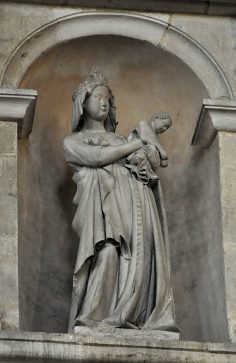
[0, 331, 236, 363]
[0, 0, 236, 16]
[192, 99, 236, 148]
[0, 88, 37, 139]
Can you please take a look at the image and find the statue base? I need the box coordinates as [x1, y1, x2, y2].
[1, 330, 236, 362]
[74, 325, 180, 341]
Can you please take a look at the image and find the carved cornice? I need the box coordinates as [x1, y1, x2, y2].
[192, 99, 236, 148]
[0, 0, 236, 16]
[0, 88, 37, 139]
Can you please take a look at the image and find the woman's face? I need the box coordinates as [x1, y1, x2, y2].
[84, 85, 110, 122]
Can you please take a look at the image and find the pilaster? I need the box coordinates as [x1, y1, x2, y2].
[192, 98, 236, 342]
[0, 88, 37, 330]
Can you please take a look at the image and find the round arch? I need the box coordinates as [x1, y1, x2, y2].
[0, 11, 233, 99]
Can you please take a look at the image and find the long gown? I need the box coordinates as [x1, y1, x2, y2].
[63, 130, 177, 333]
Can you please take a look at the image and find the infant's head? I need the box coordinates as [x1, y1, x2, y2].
[150, 112, 172, 134]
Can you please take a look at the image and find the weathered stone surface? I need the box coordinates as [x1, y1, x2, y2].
[218, 132, 236, 343]
[16, 34, 217, 340]
[0, 89, 37, 330]
[0, 122, 19, 330]
[0, 88, 37, 139]
[0, 0, 235, 347]
[0, 122, 17, 154]
[192, 102, 236, 343]
[192, 99, 236, 147]
[0, 331, 236, 363]
[74, 326, 180, 341]
[0, 4, 235, 97]
[11, 32, 229, 342]
[0, 0, 236, 16]
[1, 11, 232, 102]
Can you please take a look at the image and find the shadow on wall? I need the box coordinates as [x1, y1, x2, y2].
[18, 35, 227, 342]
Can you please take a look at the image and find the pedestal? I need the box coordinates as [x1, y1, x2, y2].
[74, 326, 180, 341]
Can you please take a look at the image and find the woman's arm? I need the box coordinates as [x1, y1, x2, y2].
[63, 135, 143, 168]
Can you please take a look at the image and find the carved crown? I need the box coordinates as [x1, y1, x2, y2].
[73, 67, 108, 100]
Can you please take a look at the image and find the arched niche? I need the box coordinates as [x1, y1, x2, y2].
[16, 33, 228, 343]
[0, 12, 233, 100]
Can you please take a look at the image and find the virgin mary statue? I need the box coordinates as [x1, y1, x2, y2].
[63, 68, 178, 333]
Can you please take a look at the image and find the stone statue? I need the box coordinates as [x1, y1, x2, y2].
[63, 68, 178, 333]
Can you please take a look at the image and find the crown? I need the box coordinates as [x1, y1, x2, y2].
[150, 112, 170, 121]
[73, 67, 108, 100]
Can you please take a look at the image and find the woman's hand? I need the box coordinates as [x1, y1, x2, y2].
[146, 144, 161, 167]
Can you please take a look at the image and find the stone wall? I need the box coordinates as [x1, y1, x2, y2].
[0, 122, 18, 330]
[0, 0, 235, 345]
[1, 0, 236, 15]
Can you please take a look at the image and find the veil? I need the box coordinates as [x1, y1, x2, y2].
[72, 68, 117, 133]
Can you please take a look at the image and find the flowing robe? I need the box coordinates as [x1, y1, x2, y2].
[63, 131, 176, 332]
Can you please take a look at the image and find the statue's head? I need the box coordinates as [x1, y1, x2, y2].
[150, 112, 172, 134]
[72, 68, 117, 132]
